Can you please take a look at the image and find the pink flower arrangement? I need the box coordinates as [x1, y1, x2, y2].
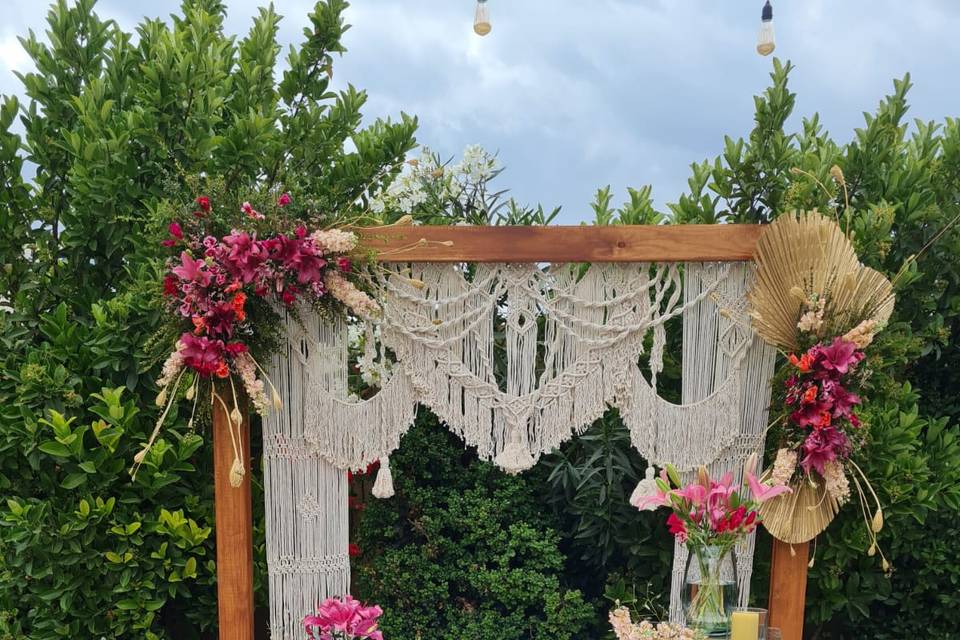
[159, 195, 378, 388]
[303, 596, 384, 640]
[633, 456, 790, 547]
[134, 193, 380, 479]
[777, 336, 866, 486]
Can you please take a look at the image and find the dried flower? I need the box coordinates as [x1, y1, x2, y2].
[770, 448, 797, 486]
[822, 460, 851, 504]
[311, 229, 358, 253]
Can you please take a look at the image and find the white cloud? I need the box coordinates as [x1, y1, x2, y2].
[0, 35, 29, 76]
[2, 0, 958, 221]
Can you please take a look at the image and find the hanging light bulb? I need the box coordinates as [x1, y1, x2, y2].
[474, 0, 492, 36]
[756, 1, 776, 56]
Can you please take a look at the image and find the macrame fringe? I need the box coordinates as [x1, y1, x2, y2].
[495, 441, 536, 475]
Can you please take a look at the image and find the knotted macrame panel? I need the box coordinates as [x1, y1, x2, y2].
[262, 310, 351, 640]
[666, 263, 777, 623]
[270, 261, 775, 634]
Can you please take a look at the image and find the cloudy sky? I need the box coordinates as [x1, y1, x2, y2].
[1, 1, 958, 222]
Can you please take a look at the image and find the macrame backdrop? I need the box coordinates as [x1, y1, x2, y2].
[262, 310, 351, 639]
[263, 261, 776, 637]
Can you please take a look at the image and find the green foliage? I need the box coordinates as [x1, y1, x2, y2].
[353, 416, 594, 640]
[553, 59, 960, 635]
[538, 412, 673, 623]
[0, 0, 416, 637]
[0, 300, 215, 639]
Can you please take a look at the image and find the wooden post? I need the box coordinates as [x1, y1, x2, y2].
[213, 390, 255, 640]
[768, 539, 808, 640]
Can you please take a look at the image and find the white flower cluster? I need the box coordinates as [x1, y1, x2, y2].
[234, 352, 268, 415]
[357, 349, 393, 387]
[770, 448, 798, 486]
[451, 143, 498, 181]
[368, 144, 499, 215]
[325, 271, 381, 319]
[157, 347, 185, 388]
[842, 318, 877, 349]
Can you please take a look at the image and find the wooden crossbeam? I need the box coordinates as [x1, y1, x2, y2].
[356, 224, 763, 263]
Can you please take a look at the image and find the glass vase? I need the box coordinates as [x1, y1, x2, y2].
[682, 543, 738, 637]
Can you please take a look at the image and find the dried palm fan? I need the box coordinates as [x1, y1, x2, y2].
[757, 474, 840, 544]
[747, 210, 895, 352]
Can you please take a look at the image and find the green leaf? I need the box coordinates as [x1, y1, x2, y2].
[38, 441, 72, 458]
[60, 473, 87, 489]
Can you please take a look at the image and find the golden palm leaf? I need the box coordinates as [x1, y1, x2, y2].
[747, 210, 895, 352]
[758, 476, 840, 544]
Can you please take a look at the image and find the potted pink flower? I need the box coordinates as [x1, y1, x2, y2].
[303, 595, 384, 640]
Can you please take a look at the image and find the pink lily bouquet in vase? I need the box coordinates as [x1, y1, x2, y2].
[632, 456, 790, 637]
[304, 596, 384, 640]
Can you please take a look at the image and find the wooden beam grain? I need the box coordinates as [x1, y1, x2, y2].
[768, 539, 808, 640]
[213, 391, 255, 640]
[356, 224, 763, 263]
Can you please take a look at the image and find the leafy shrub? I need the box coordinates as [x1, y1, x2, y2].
[353, 415, 595, 640]
[0, 300, 217, 639]
[0, 0, 415, 637]
[545, 59, 960, 635]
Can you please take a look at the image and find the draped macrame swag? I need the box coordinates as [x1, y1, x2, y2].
[262, 260, 776, 639]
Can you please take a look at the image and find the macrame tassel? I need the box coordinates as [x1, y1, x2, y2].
[495, 426, 536, 475]
[495, 442, 535, 475]
[630, 465, 659, 510]
[372, 457, 395, 499]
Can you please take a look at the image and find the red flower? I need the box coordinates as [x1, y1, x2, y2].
[169, 221, 183, 239]
[215, 361, 230, 378]
[337, 256, 352, 273]
[225, 342, 248, 355]
[204, 301, 237, 338]
[788, 352, 814, 373]
[162, 275, 178, 296]
[666, 512, 687, 543]
[195, 196, 211, 213]
[281, 287, 298, 306]
[277, 192, 291, 207]
[348, 543, 361, 558]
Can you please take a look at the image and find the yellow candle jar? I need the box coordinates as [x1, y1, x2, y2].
[730, 610, 760, 640]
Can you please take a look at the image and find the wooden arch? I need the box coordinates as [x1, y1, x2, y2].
[213, 225, 807, 640]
